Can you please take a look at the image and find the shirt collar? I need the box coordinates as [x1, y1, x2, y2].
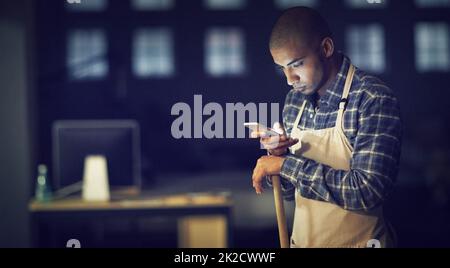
[318, 54, 352, 109]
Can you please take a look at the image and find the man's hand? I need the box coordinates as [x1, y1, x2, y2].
[250, 123, 299, 156]
[252, 155, 285, 194]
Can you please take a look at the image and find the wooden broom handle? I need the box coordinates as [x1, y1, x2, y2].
[271, 175, 290, 248]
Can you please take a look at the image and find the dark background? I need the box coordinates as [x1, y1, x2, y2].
[1, 0, 450, 248]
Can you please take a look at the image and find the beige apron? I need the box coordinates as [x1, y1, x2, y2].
[288, 65, 394, 248]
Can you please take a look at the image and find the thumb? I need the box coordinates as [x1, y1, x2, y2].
[272, 122, 285, 135]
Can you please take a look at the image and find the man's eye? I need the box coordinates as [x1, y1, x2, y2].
[293, 61, 304, 68]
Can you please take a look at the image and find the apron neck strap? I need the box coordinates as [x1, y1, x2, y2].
[336, 64, 356, 128]
[339, 64, 355, 110]
[292, 100, 307, 131]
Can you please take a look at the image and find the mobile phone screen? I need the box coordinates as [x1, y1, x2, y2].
[244, 123, 280, 137]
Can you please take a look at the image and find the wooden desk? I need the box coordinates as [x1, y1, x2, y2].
[29, 193, 233, 248]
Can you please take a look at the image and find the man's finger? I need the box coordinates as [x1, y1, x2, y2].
[263, 138, 298, 148]
[262, 138, 299, 150]
[268, 149, 287, 156]
[260, 136, 289, 148]
[261, 135, 288, 144]
[252, 169, 264, 195]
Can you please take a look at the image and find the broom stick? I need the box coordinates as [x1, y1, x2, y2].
[271, 175, 289, 248]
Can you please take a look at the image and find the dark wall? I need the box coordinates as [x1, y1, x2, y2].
[0, 0, 35, 248]
[35, 0, 286, 183]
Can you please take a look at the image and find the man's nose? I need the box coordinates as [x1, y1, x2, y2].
[285, 69, 300, 86]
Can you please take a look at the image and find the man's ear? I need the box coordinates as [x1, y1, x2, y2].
[321, 37, 334, 58]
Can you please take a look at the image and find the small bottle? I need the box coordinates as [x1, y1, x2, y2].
[35, 164, 52, 202]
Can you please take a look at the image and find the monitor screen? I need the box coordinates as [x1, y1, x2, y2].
[52, 120, 141, 192]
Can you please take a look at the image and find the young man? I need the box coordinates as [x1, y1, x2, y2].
[251, 7, 402, 248]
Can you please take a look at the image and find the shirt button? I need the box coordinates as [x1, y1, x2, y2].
[310, 114, 314, 119]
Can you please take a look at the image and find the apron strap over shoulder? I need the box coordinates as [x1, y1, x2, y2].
[341, 65, 355, 104]
[292, 100, 307, 132]
[336, 65, 355, 128]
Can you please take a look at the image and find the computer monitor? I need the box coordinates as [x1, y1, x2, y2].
[52, 120, 141, 194]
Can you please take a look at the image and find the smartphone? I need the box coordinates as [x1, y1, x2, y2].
[244, 122, 281, 137]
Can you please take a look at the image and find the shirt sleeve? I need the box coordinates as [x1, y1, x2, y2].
[265, 176, 295, 201]
[280, 92, 402, 211]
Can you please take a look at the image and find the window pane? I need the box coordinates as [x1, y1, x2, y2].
[204, 0, 246, 10]
[66, 0, 108, 12]
[133, 28, 174, 78]
[415, 0, 450, 7]
[275, 0, 318, 9]
[415, 23, 450, 72]
[205, 28, 246, 77]
[345, 0, 388, 8]
[131, 0, 174, 10]
[67, 29, 108, 80]
[346, 24, 386, 73]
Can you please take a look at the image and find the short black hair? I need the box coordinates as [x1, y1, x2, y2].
[270, 6, 333, 50]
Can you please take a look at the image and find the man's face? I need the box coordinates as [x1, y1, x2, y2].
[271, 38, 327, 96]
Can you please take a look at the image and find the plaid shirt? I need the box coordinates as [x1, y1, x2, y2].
[276, 55, 402, 212]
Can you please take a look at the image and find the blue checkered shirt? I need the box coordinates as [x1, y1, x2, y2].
[275, 55, 402, 212]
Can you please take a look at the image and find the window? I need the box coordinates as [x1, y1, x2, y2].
[65, 0, 108, 12]
[415, 0, 450, 7]
[346, 24, 386, 73]
[204, 0, 247, 10]
[345, 0, 388, 8]
[133, 28, 174, 78]
[274, 0, 318, 9]
[415, 23, 450, 72]
[67, 29, 108, 80]
[131, 0, 174, 10]
[205, 28, 246, 77]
